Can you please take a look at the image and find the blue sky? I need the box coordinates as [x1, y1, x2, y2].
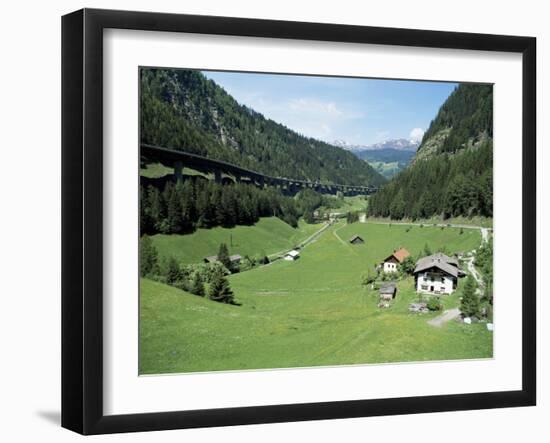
[203, 70, 457, 146]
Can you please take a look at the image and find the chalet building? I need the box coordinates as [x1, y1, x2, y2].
[284, 250, 300, 261]
[204, 254, 242, 265]
[349, 235, 364, 245]
[382, 248, 410, 273]
[379, 282, 397, 301]
[413, 252, 465, 295]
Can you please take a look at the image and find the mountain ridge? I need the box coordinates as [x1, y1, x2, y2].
[140, 69, 386, 187]
[368, 83, 493, 220]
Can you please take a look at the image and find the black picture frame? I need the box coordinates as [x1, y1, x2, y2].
[62, 8, 536, 435]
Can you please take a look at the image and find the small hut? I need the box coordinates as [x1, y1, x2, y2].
[379, 282, 397, 301]
[349, 235, 365, 245]
[284, 250, 300, 261]
[203, 254, 242, 265]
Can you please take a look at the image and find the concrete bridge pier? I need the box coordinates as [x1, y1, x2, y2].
[174, 161, 183, 182]
[214, 169, 222, 184]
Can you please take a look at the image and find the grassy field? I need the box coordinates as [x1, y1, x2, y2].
[140, 221, 491, 374]
[339, 196, 368, 213]
[150, 217, 323, 264]
[369, 161, 402, 178]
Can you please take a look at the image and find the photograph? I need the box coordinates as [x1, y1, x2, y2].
[138, 67, 494, 375]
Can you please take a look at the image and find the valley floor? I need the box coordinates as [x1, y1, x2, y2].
[140, 221, 492, 374]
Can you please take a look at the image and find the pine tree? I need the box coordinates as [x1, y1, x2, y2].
[217, 243, 231, 269]
[190, 272, 205, 296]
[164, 256, 182, 285]
[460, 276, 480, 317]
[208, 268, 235, 304]
[147, 186, 164, 231]
[164, 182, 182, 233]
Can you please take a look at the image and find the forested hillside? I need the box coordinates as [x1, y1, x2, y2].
[140, 68, 385, 186]
[368, 84, 493, 220]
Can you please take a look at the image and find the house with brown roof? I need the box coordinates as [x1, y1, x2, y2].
[413, 252, 465, 295]
[382, 247, 410, 273]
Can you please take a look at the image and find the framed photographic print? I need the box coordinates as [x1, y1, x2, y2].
[62, 8, 536, 435]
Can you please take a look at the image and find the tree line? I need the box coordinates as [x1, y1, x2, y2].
[367, 141, 493, 220]
[140, 177, 344, 235]
[141, 236, 236, 304]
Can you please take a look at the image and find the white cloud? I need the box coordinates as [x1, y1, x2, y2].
[409, 127, 425, 143]
[289, 98, 343, 117]
[374, 131, 391, 142]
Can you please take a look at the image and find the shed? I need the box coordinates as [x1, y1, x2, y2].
[379, 282, 397, 301]
[349, 235, 364, 245]
[203, 254, 242, 264]
[284, 250, 300, 261]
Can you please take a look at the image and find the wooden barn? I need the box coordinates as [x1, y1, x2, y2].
[349, 235, 364, 245]
[204, 254, 242, 265]
[379, 282, 397, 301]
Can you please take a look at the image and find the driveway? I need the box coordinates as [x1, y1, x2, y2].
[428, 308, 461, 327]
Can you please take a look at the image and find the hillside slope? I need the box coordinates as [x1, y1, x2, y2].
[150, 217, 321, 264]
[140, 68, 386, 186]
[368, 84, 493, 220]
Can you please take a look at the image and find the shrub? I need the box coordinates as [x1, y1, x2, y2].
[139, 235, 159, 277]
[400, 256, 416, 275]
[427, 297, 442, 311]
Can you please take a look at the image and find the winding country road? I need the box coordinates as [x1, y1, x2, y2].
[268, 221, 333, 260]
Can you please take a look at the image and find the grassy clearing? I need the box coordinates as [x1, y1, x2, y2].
[140, 221, 490, 374]
[339, 196, 368, 213]
[150, 217, 323, 264]
[140, 162, 211, 179]
[369, 161, 402, 178]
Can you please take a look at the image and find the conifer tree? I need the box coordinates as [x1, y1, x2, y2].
[217, 243, 231, 269]
[190, 272, 205, 296]
[208, 268, 235, 304]
[165, 256, 182, 285]
[460, 276, 480, 317]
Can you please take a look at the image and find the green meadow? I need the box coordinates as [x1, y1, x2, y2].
[140, 221, 492, 374]
[150, 217, 323, 264]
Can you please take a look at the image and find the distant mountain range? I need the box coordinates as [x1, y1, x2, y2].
[332, 138, 419, 153]
[332, 139, 419, 178]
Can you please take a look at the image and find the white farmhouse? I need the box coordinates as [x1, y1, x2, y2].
[382, 248, 410, 273]
[413, 252, 465, 295]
